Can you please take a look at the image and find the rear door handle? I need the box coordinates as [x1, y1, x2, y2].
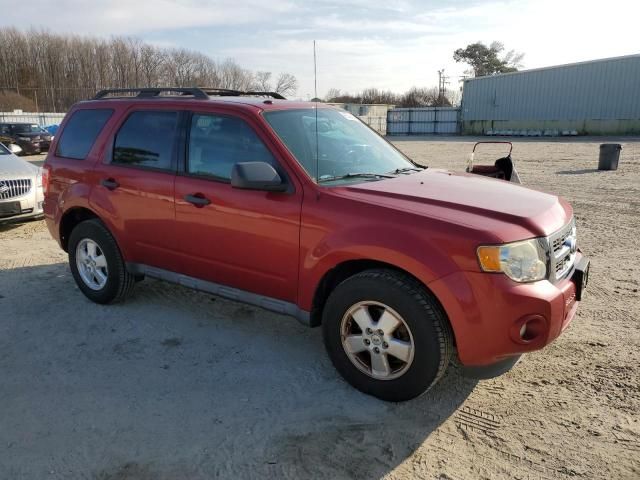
[184, 193, 211, 207]
[100, 178, 119, 190]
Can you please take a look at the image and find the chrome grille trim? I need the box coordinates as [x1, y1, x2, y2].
[547, 219, 577, 282]
[0, 179, 33, 200]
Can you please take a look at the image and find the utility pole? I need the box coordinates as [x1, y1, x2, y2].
[437, 69, 450, 107]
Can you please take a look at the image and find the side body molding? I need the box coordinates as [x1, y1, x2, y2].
[127, 263, 311, 326]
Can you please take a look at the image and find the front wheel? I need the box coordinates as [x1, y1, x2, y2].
[322, 269, 453, 402]
[68, 219, 135, 304]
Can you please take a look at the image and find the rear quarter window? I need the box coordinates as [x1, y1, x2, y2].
[56, 109, 113, 160]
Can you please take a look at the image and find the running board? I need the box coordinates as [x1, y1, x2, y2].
[127, 263, 311, 326]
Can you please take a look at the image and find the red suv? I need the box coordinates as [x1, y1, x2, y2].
[43, 87, 589, 401]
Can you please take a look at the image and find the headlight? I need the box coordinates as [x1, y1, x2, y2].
[36, 169, 43, 188]
[477, 239, 547, 282]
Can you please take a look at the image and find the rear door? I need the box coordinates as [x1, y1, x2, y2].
[90, 108, 182, 270]
[173, 110, 303, 302]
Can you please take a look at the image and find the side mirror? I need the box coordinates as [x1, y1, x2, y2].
[231, 162, 287, 192]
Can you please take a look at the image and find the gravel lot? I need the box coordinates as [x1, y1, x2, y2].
[1, 138, 639, 479]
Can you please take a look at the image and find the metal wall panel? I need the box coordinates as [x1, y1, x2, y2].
[0, 112, 66, 125]
[387, 108, 459, 135]
[327, 103, 391, 134]
[461, 55, 640, 123]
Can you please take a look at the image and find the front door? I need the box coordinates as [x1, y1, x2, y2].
[173, 111, 302, 302]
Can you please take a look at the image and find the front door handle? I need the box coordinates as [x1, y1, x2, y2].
[184, 193, 211, 207]
[100, 178, 119, 190]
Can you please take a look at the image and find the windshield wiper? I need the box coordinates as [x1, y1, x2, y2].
[318, 172, 396, 183]
[390, 166, 425, 174]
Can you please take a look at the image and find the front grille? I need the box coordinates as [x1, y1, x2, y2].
[548, 220, 576, 282]
[0, 179, 32, 200]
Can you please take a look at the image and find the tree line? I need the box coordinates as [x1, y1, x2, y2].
[0, 28, 298, 112]
[324, 86, 460, 108]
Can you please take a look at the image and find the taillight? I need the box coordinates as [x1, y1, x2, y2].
[42, 164, 51, 196]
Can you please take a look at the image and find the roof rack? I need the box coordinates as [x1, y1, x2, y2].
[94, 87, 209, 100]
[198, 88, 286, 100]
[93, 87, 286, 100]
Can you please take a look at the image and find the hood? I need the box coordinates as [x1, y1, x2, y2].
[343, 169, 571, 239]
[0, 153, 40, 179]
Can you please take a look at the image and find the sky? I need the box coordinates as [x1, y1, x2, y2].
[0, 0, 638, 99]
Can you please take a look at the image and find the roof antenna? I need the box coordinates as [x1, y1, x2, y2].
[314, 40, 319, 184]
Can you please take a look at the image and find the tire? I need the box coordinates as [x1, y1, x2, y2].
[68, 219, 135, 304]
[322, 269, 453, 402]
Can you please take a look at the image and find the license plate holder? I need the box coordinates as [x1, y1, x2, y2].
[572, 257, 590, 301]
[0, 201, 21, 218]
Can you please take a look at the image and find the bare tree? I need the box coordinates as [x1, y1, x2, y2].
[325, 88, 341, 102]
[0, 28, 298, 111]
[254, 71, 272, 91]
[274, 73, 298, 96]
[139, 44, 165, 87]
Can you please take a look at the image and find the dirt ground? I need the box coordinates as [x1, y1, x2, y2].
[1, 138, 638, 479]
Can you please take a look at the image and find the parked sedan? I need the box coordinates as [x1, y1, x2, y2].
[0, 142, 44, 223]
[0, 122, 53, 155]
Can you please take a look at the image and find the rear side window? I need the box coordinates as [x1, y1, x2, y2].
[113, 111, 178, 170]
[56, 109, 113, 160]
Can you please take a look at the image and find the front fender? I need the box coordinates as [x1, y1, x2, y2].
[298, 223, 460, 311]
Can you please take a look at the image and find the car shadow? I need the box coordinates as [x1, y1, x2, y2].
[0, 263, 477, 479]
[0, 217, 42, 230]
[556, 168, 603, 175]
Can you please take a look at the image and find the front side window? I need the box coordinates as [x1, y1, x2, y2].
[113, 111, 178, 170]
[187, 113, 277, 180]
[56, 109, 113, 160]
[264, 108, 416, 185]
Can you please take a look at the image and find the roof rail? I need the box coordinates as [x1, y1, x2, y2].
[199, 88, 286, 100]
[93, 87, 286, 101]
[244, 91, 286, 100]
[94, 87, 209, 100]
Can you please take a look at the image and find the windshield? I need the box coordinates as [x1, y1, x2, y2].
[12, 124, 45, 134]
[0, 143, 9, 155]
[263, 108, 416, 185]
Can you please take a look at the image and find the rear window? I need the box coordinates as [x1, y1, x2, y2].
[112, 111, 178, 170]
[56, 109, 113, 160]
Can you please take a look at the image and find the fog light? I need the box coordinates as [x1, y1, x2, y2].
[511, 315, 547, 344]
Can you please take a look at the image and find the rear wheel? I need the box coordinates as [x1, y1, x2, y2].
[68, 219, 135, 304]
[322, 269, 453, 402]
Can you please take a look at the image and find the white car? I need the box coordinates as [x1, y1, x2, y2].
[0, 142, 44, 223]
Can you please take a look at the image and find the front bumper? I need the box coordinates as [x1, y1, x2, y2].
[0, 189, 44, 224]
[17, 141, 41, 155]
[429, 251, 585, 369]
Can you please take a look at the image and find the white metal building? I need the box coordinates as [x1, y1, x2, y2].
[460, 54, 640, 136]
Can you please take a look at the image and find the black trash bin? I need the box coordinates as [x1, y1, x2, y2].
[598, 143, 622, 170]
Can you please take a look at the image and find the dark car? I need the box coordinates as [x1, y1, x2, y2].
[43, 87, 588, 402]
[0, 122, 53, 155]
